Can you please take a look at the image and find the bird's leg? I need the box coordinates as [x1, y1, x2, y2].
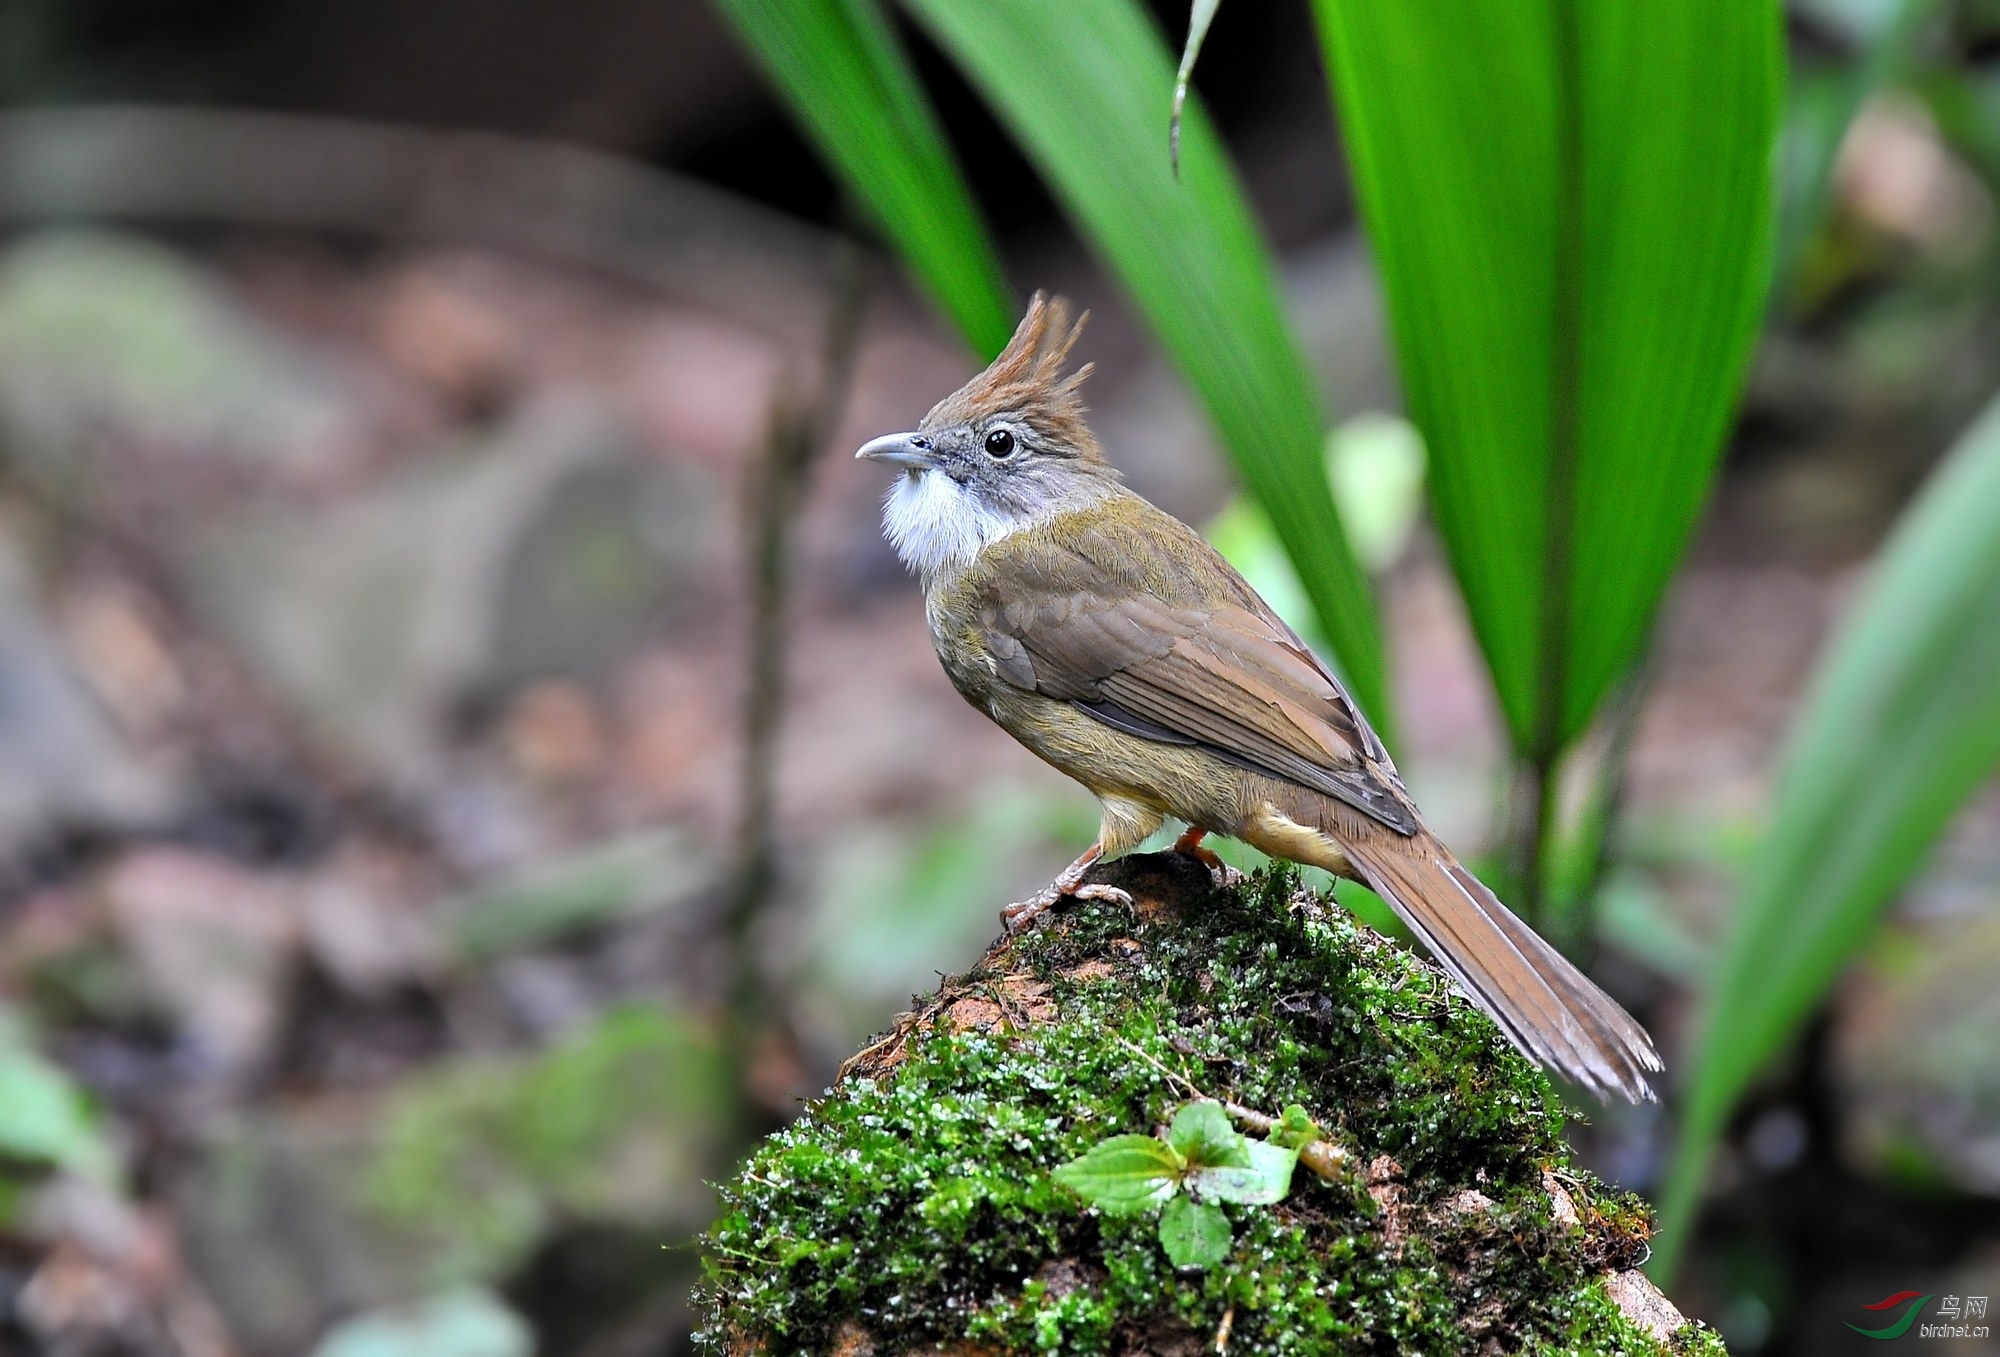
[1171, 825, 1244, 886]
[1171, 825, 1224, 872]
[1001, 841, 1133, 932]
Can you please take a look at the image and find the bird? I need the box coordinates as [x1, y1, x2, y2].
[855, 293, 1662, 1103]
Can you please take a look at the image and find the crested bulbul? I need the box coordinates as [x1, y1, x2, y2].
[856, 294, 1661, 1103]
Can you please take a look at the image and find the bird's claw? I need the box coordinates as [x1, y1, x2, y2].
[1000, 887, 1059, 933]
[1000, 880, 1133, 933]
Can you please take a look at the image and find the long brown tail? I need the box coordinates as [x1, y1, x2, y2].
[1334, 830, 1662, 1102]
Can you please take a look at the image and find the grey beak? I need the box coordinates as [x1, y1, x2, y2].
[855, 431, 938, 471]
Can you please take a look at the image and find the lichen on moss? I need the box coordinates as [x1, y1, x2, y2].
[698, 853, 1716, 1356]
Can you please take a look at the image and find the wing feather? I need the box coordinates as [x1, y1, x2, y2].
[970, 502, 1415, 835]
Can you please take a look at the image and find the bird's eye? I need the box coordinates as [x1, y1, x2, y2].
[983, 428, 1016, 459]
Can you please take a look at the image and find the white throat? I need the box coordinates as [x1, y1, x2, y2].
[881, 469, 1031, 577]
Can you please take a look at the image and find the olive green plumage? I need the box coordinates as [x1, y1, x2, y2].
[929, 492, 1400, 857]
[857, 294, 1661, 1103]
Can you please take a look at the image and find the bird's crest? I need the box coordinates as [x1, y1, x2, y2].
[928, 292, 1103, 461]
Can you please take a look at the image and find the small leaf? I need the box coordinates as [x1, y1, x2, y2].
[1271, 1105, 1322, 1151]
[1166, 1101, 1247, 1169]
[1190, 1138, 1300, 1206]
[1158, 1194, 1232, 1269]
[1170, 0, 1224, 176]
[1052, 1135, 1185, 1215]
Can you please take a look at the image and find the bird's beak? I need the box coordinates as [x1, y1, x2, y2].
[855, 431, 938, 472]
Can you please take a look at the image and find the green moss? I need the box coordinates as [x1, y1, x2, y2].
[1667, 1320, 1732, 1356]
[699, 857, 1696, 1356]
[1517, 1274, 1729, 1357]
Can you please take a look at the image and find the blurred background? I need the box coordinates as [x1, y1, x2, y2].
[0, 1, 1996, 1353]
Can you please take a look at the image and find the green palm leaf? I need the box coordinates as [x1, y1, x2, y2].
[709, 0, 1015, 356]
[1656, 392, 2000, 1278]
[1309, 0, 1781, 757]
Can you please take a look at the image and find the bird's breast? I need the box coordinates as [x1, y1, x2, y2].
[923, 583, 1005, 714]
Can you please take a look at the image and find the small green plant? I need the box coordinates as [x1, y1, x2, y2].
[1052, 1099, 1319, 1270]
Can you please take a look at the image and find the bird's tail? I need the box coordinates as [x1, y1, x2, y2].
[1335, 830, 1662, 1102]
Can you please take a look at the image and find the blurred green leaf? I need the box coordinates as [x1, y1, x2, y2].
[445, 830, 707, 964]
[1205, 412, 1425, 643]
[1328, 414, 1427, 573]
[708, 0, 1014, 356]
[803, 785, 1096, 1042]
[902, 0, 1392, 733]
[1271, 1104, 1322, 1151]
[1165, 1100, 1245, 1170]
[1657, 392, 2000, 1279]
[1775, 0, 1949, 301]
[1918, 64, 2000, 193]
[1157, 1194, 1231, 1269]
[0, 1011, 114, 1183]
[1189, 1137, 1299, 1207]
[1052, 1134, 1184, 1216]
[1310, 0, 1780, 756]
[1592, 869, 1716, 987]
[366, 1005, 724, 1281]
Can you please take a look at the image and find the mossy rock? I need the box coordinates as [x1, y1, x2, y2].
[698, 854, 1724, 1356]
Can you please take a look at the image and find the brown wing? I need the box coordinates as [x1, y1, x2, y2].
[971, 503, 1417, 836]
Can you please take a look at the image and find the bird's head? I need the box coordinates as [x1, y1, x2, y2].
[858, 292, 1120, 578]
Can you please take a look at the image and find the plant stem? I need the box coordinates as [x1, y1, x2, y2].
[1511, 749, 1562, 931]
[724, 239, 872, 1128]
[1519, 0, 1584, 933]
[1560, 661, 1649, 950]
